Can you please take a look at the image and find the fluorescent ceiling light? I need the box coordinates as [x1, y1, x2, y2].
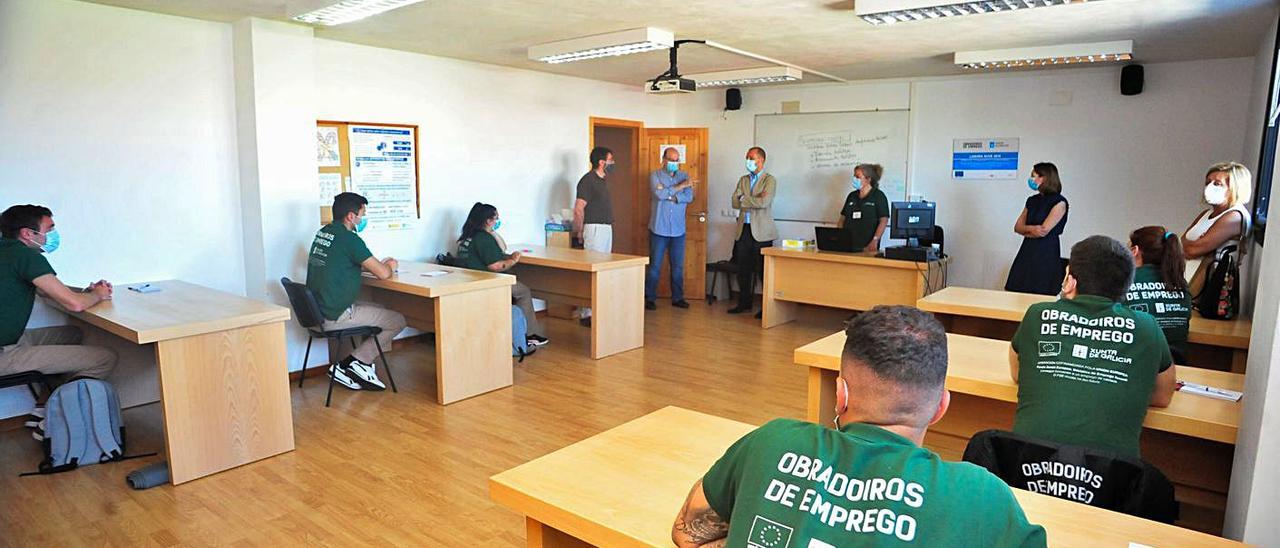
[688, 67, 803, 88]
[289, 0, 427, 26]
[529, 28, 674, 64]
[856, 0, 1103, 25]
[955, 40, 1133, 70]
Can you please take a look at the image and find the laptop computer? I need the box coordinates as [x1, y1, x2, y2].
[815, 226, 856, 252]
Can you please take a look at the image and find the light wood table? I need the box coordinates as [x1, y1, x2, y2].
[795, 331, 1243, 534]
[507, 244, 648, 360]
[761, 247, 948, 329]
[61, 280, 294, 485]
[489, 406, 1243, 547]
[360, 261, 515, 405]
[917, 286, 1253, 372]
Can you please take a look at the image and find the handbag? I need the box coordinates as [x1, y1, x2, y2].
[1195, 244, 1239, 320]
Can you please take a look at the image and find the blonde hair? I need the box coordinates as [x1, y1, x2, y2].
[1205, 161, 1253, 207]
[855, 164, 884, 187]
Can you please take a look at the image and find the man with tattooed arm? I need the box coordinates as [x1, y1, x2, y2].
[672, 306, 1046, 547]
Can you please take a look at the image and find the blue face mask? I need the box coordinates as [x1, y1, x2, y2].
[492, 219, 502, 231]
[1027, 178, 1039, 191]
[666, 161, 679, 173]
[354, 216, 368, 233]
[746, 159, 758, 173]
[851, 176, 863, 192]
[37, 229, 60, 254]
[604, 162, 615, 174]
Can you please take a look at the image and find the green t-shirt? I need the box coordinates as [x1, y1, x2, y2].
[1122, 265, 1191, 358]
[457, 231, 507, 272]
[840, 188, 890, 250]
[0, 238, 56, 346]
[305, 223, 374, 321]
[1012, 295, 1172, 457]
[702, 418, 1046, 547]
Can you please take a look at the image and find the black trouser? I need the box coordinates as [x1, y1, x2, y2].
[733, 223, 772, 309]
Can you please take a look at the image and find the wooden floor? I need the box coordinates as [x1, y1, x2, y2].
[0, 300, 846, 546]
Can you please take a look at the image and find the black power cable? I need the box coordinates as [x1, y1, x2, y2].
[648, 40, 706, 91]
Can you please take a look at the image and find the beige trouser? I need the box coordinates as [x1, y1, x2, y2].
[0, 325, 117, 380]
[580, 223, 613, 318]
[322, 301, 407, 364]
[513, 281, 544, 337]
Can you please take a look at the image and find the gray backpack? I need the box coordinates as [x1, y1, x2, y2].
[22, 379, 151, 475]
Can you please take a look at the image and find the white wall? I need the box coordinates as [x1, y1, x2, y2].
[0, 0, 244, 417]
[311, 39, 680, 264]
[1226, 11, 1280, 545]
[676, 59, 1254, 290]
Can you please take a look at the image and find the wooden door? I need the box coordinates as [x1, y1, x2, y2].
[639, 128, 709, 300]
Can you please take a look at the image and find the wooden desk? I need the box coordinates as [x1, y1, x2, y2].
[489, 407, 1243, 547]
[795, 331, 1243, 533]
[917, 287, 1252, 372]
[508, 244, 648, 359]
[62, 280, 294, 485]
[761, 247, 948, 329]
[360, 261, 515, 404]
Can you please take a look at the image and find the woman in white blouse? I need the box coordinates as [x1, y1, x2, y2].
[1181, 161, 1252, 291]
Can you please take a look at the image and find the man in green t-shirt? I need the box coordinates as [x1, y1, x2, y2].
[0, 205, 118, 434]
[673, 306, 1046, 548]
[306, 192, 406, 392]
[1010, 236, 1176, 458]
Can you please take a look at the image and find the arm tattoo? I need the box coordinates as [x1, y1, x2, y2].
[676, 498, 729, 544]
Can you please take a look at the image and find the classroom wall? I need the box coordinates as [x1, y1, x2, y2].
[675, 58, 1255, 292]
[310, 39, 679, 270]
[1226, 13, 1280, 544]
[0, 0, 244, 418]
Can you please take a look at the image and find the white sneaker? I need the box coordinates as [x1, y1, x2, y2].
[328, 363, 362, 391]
[347, 360, 386, 391]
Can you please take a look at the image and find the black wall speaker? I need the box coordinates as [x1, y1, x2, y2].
[726, 88, 742, 110]
[1121, 64, 1144, 96]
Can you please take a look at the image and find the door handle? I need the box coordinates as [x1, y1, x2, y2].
[696, 212, 707, 223]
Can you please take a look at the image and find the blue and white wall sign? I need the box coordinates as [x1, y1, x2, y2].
[952, 138, 1019, 180]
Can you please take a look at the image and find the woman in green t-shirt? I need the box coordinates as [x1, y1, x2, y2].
[457, 203, 549, 348]
[1123, 225, 1192, 363]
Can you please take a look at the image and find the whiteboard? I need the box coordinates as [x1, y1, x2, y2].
[754, 110, 910, 223]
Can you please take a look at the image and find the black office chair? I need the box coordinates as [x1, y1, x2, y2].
[0, 371, 52, 401]
[705, 260, 742, 303]
[963, 429, 1178, 523]
[280, 277, 397, 407]
[918, 225, 945, 257]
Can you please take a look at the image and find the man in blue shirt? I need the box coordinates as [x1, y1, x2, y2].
[647, 147, 695, 310]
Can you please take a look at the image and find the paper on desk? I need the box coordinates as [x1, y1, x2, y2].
[420, 270, 449, 277]
[1177, 381, 1243, 402]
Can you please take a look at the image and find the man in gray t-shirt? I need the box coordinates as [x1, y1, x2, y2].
[572, 146, 615, 325]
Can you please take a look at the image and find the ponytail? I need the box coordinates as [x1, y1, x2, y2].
[1159, 231, 1188, 292]
[1129, 226, 1188, 292]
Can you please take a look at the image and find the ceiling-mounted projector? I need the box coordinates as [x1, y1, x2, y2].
[646, 77, 696, 94]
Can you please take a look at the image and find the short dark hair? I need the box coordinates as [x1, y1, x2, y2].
[841, 306, 948, 393]
[1, 204, 52, 239]
[1068, 235, 1134, 301]
[748, 146, 767, 161]
[590, 146, 613, 168]
[332, 192, 368, 223]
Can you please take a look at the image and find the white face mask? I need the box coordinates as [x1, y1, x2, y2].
[1204, 184, 1229, 206]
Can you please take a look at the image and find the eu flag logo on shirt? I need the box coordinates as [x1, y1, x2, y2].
[747, 516, 793, 548]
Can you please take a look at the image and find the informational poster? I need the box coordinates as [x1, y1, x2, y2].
[657, 143, 687, 163]
[348, 125, 417, 230]
[317, 126, 341, 167]
[952, 138, 1019, 180]
[317, 172, 342, 205]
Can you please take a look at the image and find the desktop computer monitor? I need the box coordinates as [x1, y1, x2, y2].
[890, 201, 936, 244]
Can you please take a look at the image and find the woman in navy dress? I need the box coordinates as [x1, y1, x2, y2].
[1005, 162, 1069, 295]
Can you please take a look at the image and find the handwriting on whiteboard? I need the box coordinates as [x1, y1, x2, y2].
[797, 132, 890, 170]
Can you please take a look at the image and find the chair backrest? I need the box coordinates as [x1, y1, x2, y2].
[280, 277, 326, 330]
[963, 429, 1178, 523]
[918, 225, 945, 256]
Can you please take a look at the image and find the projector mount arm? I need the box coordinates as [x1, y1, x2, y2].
[648, 39, 706, 91]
